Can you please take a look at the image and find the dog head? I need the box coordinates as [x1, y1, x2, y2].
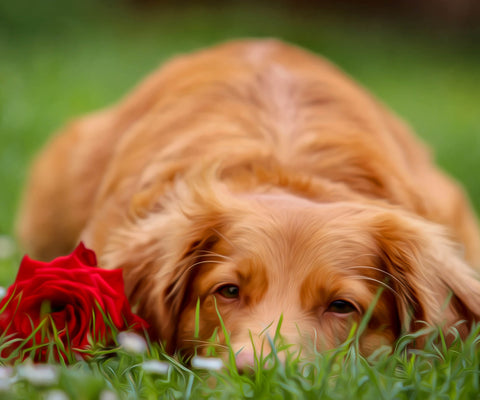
[101, 179, 480, 367]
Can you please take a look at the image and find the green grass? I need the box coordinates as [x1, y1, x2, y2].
[1, 1, 479, 398]
[2, 322, 480, 400]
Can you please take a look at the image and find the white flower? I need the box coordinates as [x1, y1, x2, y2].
[0, 366, 14, 391]
[117, 332, 147, 354]
[44, 389, 70, 400]
[191, 356, 224, 371]
[17, 363, 59, 386]
[141, 360, 170, 375]
[0, 287, 6, 300]
[0, 367, 12, 380]
[99, 390, 119, 400]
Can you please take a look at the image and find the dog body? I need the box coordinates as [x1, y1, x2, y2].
[17, 40, 480, 363]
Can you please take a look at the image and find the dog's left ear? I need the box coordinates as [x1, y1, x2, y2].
[372, 211, 480, 338]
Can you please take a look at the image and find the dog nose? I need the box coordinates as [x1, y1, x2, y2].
[234, 346, 287, 372]
[235, 350, 256, 371]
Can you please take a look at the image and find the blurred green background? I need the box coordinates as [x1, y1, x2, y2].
[0, 0, 479, 284]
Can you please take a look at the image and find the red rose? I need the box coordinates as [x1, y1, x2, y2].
[0, 243, 148, 362]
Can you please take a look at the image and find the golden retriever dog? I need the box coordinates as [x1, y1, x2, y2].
[17, 39, 480, 368]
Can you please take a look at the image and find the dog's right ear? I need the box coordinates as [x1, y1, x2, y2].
[116, 228, 223, 352]
[100, 178, 238, 351]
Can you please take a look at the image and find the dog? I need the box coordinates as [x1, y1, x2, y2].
[17, 39, 480, 368]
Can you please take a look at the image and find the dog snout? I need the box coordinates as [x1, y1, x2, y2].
[234, 341, 289, 372]
[234, 349, 256, 371]
[232, 323, 300, 371]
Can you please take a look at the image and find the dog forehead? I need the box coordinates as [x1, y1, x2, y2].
[232, 196, 373, 244]
[224, 198, 378, 276]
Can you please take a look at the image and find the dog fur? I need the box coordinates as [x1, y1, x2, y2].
[17, 39, 480, 365]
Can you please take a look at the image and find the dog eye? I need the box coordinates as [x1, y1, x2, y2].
[216, 284, 240, 299]
[327, 300, 357, 314]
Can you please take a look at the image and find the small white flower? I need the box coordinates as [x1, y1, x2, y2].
[117, 332, 147, 354]
[0, 287, 6, 300]
[17, 363, 59, 386]
[0, 366, 14, 391]
[191, 356, 224, 371]
[141, 360, 170, 375]
[44, 389, 70, 400]
[0, 236, 15, 260]
[0, 367, 12, 380]
[99, 390, 119, 400]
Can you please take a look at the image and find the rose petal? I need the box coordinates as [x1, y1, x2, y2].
[74, 242, 97, 266]
[15, 255, 42, 283]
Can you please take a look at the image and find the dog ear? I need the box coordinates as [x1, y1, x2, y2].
[101, 179, 236, 351]
[119, 229, 222, 352]
[372, 211, 480, 339]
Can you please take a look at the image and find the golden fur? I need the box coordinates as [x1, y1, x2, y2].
[17, 39, 480, 366]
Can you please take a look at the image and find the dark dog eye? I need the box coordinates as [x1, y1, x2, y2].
[216, 284, 240, 299]
[327, 300, 357, 314]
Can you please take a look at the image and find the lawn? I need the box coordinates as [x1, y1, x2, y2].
[0, 0, 479, 398]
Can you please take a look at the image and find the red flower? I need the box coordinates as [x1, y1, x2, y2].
[0, 243, 148, 362]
